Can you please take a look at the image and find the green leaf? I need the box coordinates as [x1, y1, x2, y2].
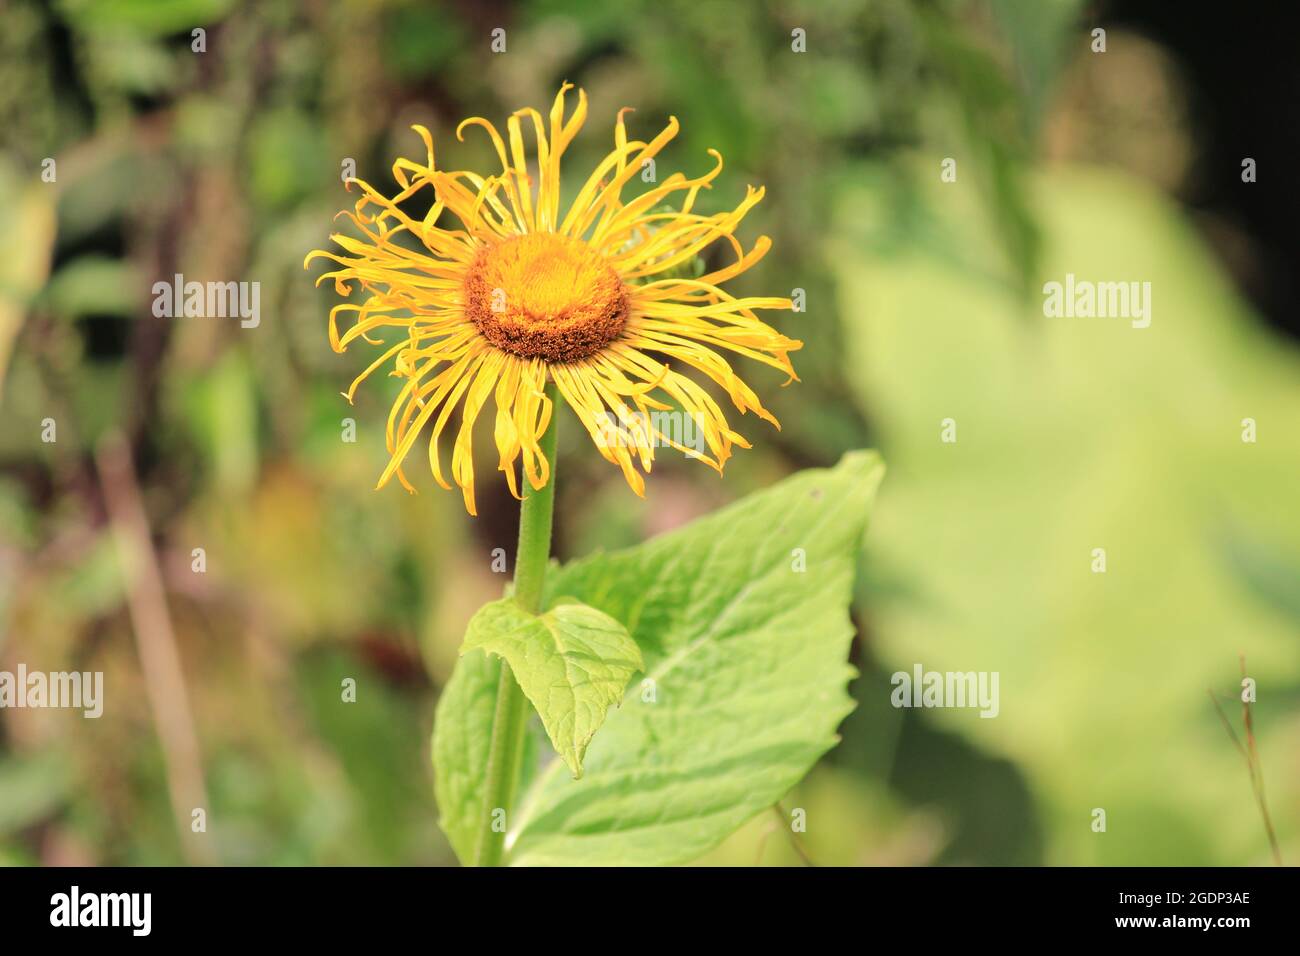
[0, 163, 55, 396]
[428, 623, 549, 865]
[57, 0, 237, 37]
[829, 165, 1300, 864]
[40, 256, 139, 319]
[525, 451, 883, 864]
[0, 753, 71, 836]
[432, 451, 884, 865]
[461, 598, 643, 779]
[431, 649, 501, 866]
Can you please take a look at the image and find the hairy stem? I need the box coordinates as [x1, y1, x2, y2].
[473, 382, 558, 867]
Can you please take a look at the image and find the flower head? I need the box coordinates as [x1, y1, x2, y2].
[306, 84, 800, 514]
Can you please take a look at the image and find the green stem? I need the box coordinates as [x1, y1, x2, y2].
[511, 386, 559, 616]
[473, 382, 558, 867]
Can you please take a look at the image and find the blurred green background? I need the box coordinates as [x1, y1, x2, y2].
[1, 0, 1297, 865]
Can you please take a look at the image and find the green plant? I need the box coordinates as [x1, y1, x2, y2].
[306, 86, 885, 865]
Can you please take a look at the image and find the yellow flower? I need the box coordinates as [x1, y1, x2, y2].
[306, 84, 800, 515]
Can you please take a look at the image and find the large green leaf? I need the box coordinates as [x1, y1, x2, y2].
[461, 598, 643, 779]
[432, 451, 883, 865]
[830, 164, 1300, 864]
[522, 451, 881, 864]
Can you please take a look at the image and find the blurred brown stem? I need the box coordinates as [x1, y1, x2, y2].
[1207, 655, 1282, 866]
[96, 431, 214, 866]
[772, 802, 817, 866]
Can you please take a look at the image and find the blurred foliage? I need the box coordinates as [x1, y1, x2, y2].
[0, 0, 1293, 866]
[834, 164, 1300, 864]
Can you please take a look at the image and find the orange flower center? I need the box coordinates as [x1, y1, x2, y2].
[463, 233, 629, 363]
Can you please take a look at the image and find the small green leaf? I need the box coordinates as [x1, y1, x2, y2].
[461, 598, 643, 779]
